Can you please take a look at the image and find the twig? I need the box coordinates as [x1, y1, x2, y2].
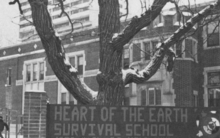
[9, 0, 23, 14]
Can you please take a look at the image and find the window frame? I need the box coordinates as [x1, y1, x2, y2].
[148, 87, 162, 106]
[6, 68, 12, 86]
[24, 58, 46, 83]
[203, 17, 220, 49]
[204, 66, 220, 107]
[206, 22, 219, 47]
[123, 46, 130, 69]
[142, 39, 160, 61]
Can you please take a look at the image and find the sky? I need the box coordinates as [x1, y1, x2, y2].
[0, 0, 216, 48]
[0, 0, 20, 47]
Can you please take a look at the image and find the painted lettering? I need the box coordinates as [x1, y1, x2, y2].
[126, 124, 132, 136]
[181, 108, 188, 123]
[165, 108, 172, 122]
[54, 106, 62, 121]
[63, 106, 70, 121]
[54, 123, 61, 135]
[89, 106, 96, 121]
[122, 107, 128, 121]
[149, 108, 156, 122]
[80, 106, 87, 121]
[138, 107, 144, 122]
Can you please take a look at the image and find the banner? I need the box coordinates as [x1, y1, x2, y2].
[47, 105, 220, 138]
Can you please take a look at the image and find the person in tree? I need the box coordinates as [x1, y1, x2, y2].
[0, 116, 9, 138]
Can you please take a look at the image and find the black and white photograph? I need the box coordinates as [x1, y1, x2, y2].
[0, 0, 220, 138]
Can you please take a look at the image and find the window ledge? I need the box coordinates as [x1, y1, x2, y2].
[25, 80, 45, 83]
[204, 45, 220, 50]
[175, 57, 198, 63]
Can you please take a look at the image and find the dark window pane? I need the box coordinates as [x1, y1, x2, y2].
[69, 95, 75, 105]
[152, 41, 158, 55]
[185, 39, 193, 58]
[144, 42, 151, 60]
[176, 41, 182, 57]
[69, 57, 75, 67]
[208, 32, 219, 47]
[207, 23, 219, 47]
[77, 56, 83, 75]
[33, 63, 37, 81]
[39, 62, 44, 80]
[133, 43, 141, 62]
[155, 88, 161, 105]
[7, 68, 12, 86]
[61, 93, 66, 105]
[26, 64, 31, 82]
[141, 89, 146, 105]
[149, 88, 155, 105]
[123, 48, 129, 69]
[208, 72, 220, 86]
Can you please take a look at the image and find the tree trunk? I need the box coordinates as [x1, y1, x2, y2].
[96, 0, 125, 105]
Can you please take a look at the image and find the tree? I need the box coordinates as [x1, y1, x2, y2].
[10, 0, 220, 105]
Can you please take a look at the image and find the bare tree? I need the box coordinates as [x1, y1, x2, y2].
[10, 0, 220, 105]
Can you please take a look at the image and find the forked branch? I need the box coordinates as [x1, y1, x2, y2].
[123, 0, 220, 85]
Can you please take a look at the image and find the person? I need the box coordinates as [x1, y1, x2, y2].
[0, 116, 9, 138]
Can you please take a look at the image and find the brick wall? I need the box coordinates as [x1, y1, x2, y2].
[23, 92, 47, 138]
[173, 60, 196, 107]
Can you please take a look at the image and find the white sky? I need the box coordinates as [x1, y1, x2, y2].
[0, 0, 20, 47]
[0, 0, 216, 47]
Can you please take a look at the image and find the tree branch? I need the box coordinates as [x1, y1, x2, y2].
[123, 0, 220, 85]
[28, 0, 97, 105]
[9, 0, 23, 14]
[111, 0, 170, 50]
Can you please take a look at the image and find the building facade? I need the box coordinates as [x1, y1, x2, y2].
[19, 0, 100, 41]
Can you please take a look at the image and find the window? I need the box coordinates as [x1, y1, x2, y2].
[59, 84, 78, 105]
[83, 0, 90, 2]
[185, 39, 196, 58]
[25, 62, 45, 82]
[54, 22, 69, 29]
[207, 71, 220, 107]
[61, 93, 67, 105]
[6, 68, 12, 86]
[39, 62, 44, 80]
[173, 12, 191, 26]
[151, 40, 158, 54]
[69, 95, 76, 105]
[142, 40, 159, 60]
[26, 64, 31, 82]
[148, 87, 161, 106]
[123, 48, 130, 69]
[208, 72, 220, 86]
[21, 2, 29, 7]
[153, 14, 163, 27]
[52, 14, 60, 20]
[144, 42, 151, 60]
[53, 0, 59, 4]
[23, 8, 31, 14]
[69, 54, 84, 76]
[70, 7, 89, 15]
[33, 63, 37, 81]
[208, 88, 220, 107]
[176, 41, 183, 58]
[77, 55, 84, 75]
[24, 59, 45, 91]
[207, 22, 219, 47]
[53, 6, 60, 12]
[193, 91, 198, 107]
[20, 22, 32, 29]
[141, 86, 162, 106]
